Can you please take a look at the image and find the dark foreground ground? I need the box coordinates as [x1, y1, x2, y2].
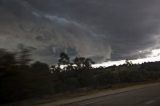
[62, 83, 160, 106]
[2, 83, 160, 106]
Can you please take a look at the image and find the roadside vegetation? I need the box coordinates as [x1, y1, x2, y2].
[0, 48, 160, 104]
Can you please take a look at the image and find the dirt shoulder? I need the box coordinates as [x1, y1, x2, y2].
[37, 82, 160, 106]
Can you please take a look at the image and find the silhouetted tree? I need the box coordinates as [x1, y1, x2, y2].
[0, 49, 17, 76]
[17, 45, 32, 66]
[58, 52, 70, 65]
[31, 61, 49, 73]
[74, 57, 94, 69]
[84, 58, 94, 68]
[0, 49, 17, 67]
[74, 57, 86, 68]
[125, 59, 132, 66]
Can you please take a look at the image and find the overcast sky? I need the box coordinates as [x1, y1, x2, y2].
[0, 0, 160, 64]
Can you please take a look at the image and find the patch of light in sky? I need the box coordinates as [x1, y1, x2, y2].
[147, 49, 160, 57]
[92, 49, 160, 68]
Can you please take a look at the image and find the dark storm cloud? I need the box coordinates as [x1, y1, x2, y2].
[27, 0, 160, 59]
[1, 0, 160, 63]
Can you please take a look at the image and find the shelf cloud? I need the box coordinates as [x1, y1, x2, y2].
[0, 0, 160, 63]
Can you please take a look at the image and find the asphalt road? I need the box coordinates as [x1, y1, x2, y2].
[63, 84, 160, 106]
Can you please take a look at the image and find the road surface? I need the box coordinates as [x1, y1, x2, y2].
[63, 83, 160, 106]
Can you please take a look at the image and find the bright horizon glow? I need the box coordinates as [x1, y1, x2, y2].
[92, 49, 160, 68]
[51, 49, 160, 69]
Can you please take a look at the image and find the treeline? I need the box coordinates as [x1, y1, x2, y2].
[0, 49, 160, 104]
[0, 48, 52, 104]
